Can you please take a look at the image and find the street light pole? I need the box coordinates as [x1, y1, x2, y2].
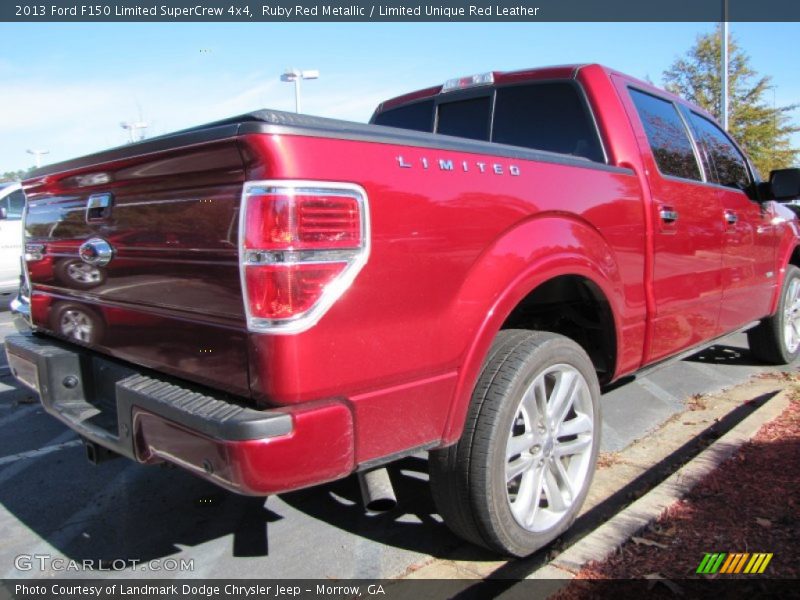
[293, 76, 301, 113]
[721, 6, 729, 130]
[280, 68, 320, 114]
[26, 149, 49, 168]
[120, 121, 149, 143]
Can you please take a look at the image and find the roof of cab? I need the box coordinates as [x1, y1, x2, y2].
[373, 63, 718, 127]
[375, 64, 590, 113]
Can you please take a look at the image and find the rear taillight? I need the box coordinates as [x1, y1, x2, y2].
[239, 181, 369, 333]
[25, 243, 45, 262]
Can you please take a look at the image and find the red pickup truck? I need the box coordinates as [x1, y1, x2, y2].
[6, 64, 800, 557]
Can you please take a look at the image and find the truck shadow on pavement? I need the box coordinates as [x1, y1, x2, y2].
[0, 369, 477, 575]
[0, 442, 477, 571]
[0, 421, 279, 569]
[685, 343, 766, 367]
[279, 457, 486, 559]
[0, 339, 781, 576]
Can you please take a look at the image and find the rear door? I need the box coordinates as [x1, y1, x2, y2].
[682, 110, 778, 330]
[622, 86, 725, 363]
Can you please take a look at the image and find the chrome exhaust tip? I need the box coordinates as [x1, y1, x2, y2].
[357, 467, 397, 512]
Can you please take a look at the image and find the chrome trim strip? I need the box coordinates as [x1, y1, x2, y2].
[243, 248, 360, 265]
[9, 295, 33, 333]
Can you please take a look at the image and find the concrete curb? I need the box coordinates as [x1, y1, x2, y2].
[527, 386, 794, 581]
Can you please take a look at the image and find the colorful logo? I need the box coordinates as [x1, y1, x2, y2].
[696, 552, 773, 574]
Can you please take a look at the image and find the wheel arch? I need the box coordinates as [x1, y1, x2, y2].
[440, 214, 626, 445]
[769, 235, 800, 316]
[500, 274, 617, 381]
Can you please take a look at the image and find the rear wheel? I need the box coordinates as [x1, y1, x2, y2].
[54, 258, 106, 290]
[748, 265, 800, 364]
[429, 330, 601, 556]
[51, 303, 105, 345]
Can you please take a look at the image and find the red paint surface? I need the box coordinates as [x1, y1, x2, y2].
[21, 64, 800, 493]
[23, 140, 250, 396]
[133, 400, 354, 495]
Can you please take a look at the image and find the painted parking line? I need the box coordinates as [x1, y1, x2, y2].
[0, 439, 82, 467]
[0, 430, 79, 489]
[636, 378, 682, 407]
[0, 404, 38, 429]
[688, 360, 750, 382]
[0, 381, 19, 398]
[3, 463, 139, 578]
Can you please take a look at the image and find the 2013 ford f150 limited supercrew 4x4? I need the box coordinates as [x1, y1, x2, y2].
[6, 64, 800, 556]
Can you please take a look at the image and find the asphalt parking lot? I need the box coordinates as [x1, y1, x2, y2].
[0, 300, 777, 580]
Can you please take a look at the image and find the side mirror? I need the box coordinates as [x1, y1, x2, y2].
[769, 168, 800, 201]
[0, 207, 6, 219]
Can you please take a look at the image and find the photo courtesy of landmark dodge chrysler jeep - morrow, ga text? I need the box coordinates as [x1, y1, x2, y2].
[6, 64, 800, 557]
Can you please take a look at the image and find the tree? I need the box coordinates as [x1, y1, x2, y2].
[663, 26, 798, 178]
[0, 168, 34, 183]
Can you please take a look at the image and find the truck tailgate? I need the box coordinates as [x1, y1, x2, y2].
[22, 129, 251, 398]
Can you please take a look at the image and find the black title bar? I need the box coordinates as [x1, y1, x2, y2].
[3, 0, 800, 22]
[4, 579, 800, 599]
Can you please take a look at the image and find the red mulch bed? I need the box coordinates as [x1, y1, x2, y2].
[556, 387, 800, 598]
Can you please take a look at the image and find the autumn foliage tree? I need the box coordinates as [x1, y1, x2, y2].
[663, 27, 798, 178]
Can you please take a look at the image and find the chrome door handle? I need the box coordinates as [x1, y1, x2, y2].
[86, 192, 113, 222]
[724, 211, 738, 225]
[659, 208, 679, 223]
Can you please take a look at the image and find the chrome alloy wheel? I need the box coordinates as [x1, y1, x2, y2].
[783, 277, 800, 354]
[66, 262, 103, 284]
[504, 364, 594, 532]
[60, 309, 94, 342]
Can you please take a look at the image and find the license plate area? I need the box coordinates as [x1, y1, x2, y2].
[4, 334, 137, 459]
[7, 352, 39, 392]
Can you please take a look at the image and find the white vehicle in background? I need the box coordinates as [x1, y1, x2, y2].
[0, 182, 25, 295]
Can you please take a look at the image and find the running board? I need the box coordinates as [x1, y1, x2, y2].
[620, 320, 761, 385]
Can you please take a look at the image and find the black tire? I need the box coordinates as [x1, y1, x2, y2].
[429, 330, 601, 557]
[51, 302, 105, 345]
[748, 265, 800, 365]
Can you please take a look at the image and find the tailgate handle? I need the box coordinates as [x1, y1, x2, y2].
[86, 193, 113, 222]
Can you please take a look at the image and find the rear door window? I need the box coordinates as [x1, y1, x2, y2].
[372, 99, 434, 132]
[436, 96, 491, 141]
[492, 82, 604, 162]
[372, 80, 605, 163]
[629, 89, 702, 182]
[686, 112, 751, 190]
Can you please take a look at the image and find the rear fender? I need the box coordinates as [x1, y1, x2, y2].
[770, 244, 800, 314]
[768, 210, 800, 315]
[441, 214, 624, 444]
